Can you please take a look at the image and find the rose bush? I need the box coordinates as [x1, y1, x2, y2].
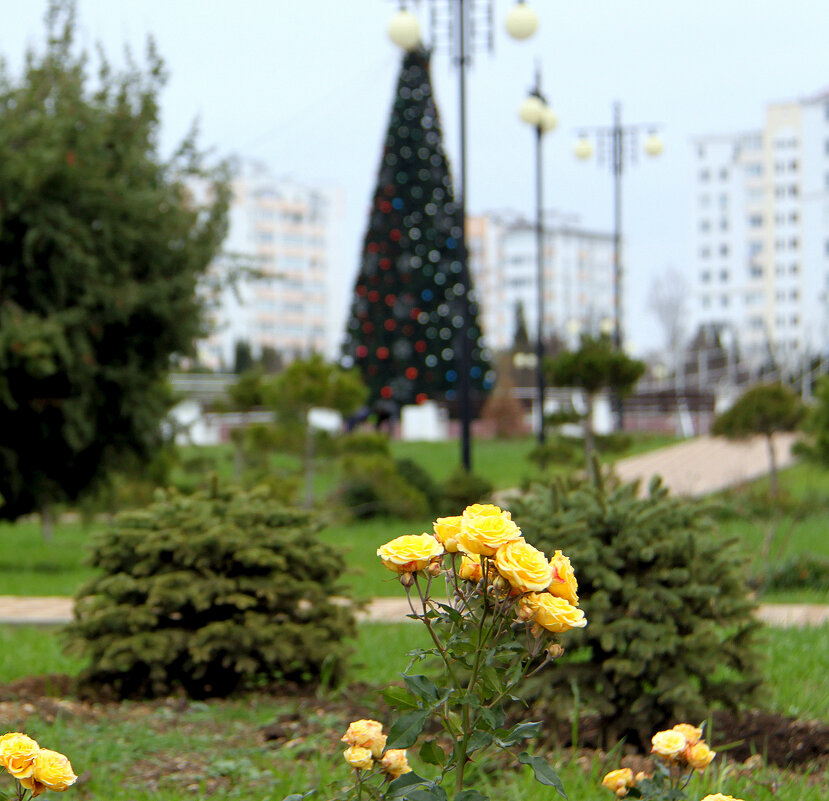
[0, 732, 77, 799]
[285, 503, 586, 801]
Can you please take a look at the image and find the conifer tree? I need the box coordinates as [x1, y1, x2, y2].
[0, 2, 230, 527]
[341, 48, 492, 408]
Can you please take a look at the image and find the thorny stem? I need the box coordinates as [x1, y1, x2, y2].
[412, 574, 462, 690]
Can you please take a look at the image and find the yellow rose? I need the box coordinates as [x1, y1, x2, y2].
[651, 729, 687, 759]
[433, 516, 463, 553]
[342, 746, 374, 771]
[462, 503, 510, 519]
[547, 550, 579, 606]
[494, 539, 554, 593]
[700, 796, 742, 801]
[377, 534, 444, 574]
[457, 553, 483, 582]
[380, 749, 412, 779]
[522, 593, 587, 633]
[456, 511, 521, 556]
[0, 732, 40, 779]
[341, 719, 387, 758]
[685, 741, 716, 771]
[671, 723, 702, 745]
[18, 750, 77, 796]
[601, 768, 634, 797]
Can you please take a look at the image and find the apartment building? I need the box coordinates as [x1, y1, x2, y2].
[467, 211, 615, 352]
[691, 90, 829, 367]
[198, 161, 344, 369]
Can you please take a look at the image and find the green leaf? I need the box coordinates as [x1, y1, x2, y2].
[386, 710, 430, 749]
[418, 739, 445, 766]
[404, 674, 441, 705]
[518, 753, 567, 799]
[386, 772, 430, 798]
[466, 731, 493, 754]
[282, 792, 314, 801]
[495, 721, 542, 747]
[455, 792, 488, 801]
[435, 602, 463, 623]
[406, 786, 447, 801]
[382, 686, 419, 710]
[480, 706, 506, 730]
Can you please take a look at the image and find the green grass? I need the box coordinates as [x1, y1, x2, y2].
[0, 519, 98, 596]
[0, 622, 824, 801]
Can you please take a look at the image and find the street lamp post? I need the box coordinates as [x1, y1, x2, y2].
[574, 103, 662, 430]
[518, 68, 557, 445]
[388, 1, 540, 470]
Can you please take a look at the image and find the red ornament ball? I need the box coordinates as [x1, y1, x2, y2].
[368, 290, 380, 303]
[377, 347, 390, 359]
[380, 201, 392, 213]
[405, 367, 418, 380]
[379, 257, 391, 270]
[380, 386, 393, 399]
[385, 294, 397, 306]
[414, 340, 427, 353]
[416, 393, 428, 404]
[362, 322, 374, 333]
[355, 346, 368, 358]
[356, 285, 367, 297]
[384, 319, 396, 331]
[389, 229, 401, 242]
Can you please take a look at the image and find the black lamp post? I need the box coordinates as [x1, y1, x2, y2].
[574, 104, 662, 430]
[519, 67, 557, 445]
[388, 0, 540, 470]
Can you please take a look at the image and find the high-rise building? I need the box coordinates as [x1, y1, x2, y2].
[467, 211, 615, 352]
[690, 90, 829, 368]
[197, 160, 344, 369]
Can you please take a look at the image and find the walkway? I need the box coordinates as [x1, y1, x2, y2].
[613, 433, 799, 497]
[0, 595, 826, 628]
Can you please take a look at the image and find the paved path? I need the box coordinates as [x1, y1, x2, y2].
[0, 595, 826, 628]
[613, 433, 799, 497]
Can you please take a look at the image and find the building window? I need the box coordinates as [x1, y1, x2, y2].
[701, 270, 711, 283]
[699, 169, 710, 182]
[697, 145, 706, 158]
[720, 295, 729, 307]
[749, 265, 763, 278]
[748, 214, 763, 228]
[720, 218, 729, 231]
[790, 237, 799, 250]
[790, 289, 799, 301]
[701, 295, 710, 309]
[699, 220, 711, 232]
[789, 184, 799, 196]
[719, 244, 729, 257]
[719, 168, 729, 181]
[719, 269, 729, 282]
[790, 262, 799, 274]
[699, 194, 711, 208]
[700, 247, 711, 259]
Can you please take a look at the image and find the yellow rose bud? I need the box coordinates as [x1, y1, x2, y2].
[522, 593, 587, 633]
[377, 534, 444, 574]
[380, 749, 412, 779]
[547, 550, 579, 606]
[341, 719, 386, 758]
[343, 746, 374, 771]
[671, 723, 702, 745]
[601, 768, 634, 796]
[546, 642, 565, 659]
[456, 510, 521, 556]
[0, 732, 40, 779]
[634, 771, 649, 783]
[685, 741, 716, 771]
[18, 750, 77, 796]
[458, 553, 483, 582]
[495, 539, 554, 593]
[651, 729, 687, 760]
[433, 516, 463, 552]
[462, 503, 510, 519]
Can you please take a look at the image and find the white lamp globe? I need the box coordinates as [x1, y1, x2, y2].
[519, 95, 545, 126]
[644, 132, 663, 157]
[388, 9, 421, 51]
[574, 137, 594, 160]
[505, 2, 539, 40]
[539, 106, 558, 133]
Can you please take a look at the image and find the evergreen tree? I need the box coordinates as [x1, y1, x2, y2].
[341, 48, 492, 408]
[0, 2, 230, 526]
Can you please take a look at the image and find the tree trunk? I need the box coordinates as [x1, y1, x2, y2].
[584, 393, 596, 482]
[304, 412, 315, 509]
[41, 504, 53, 542]
[766, 433, 778, 498]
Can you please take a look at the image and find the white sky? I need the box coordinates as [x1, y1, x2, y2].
[3, 0, 828, 355]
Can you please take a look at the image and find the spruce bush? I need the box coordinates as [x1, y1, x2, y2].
[66, 485, 356, 699]
[510, 472, 762, 746]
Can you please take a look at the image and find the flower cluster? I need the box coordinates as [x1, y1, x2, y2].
[0, 733, 77, 797]
[341, 720, 411, 781]
[651, 724, 716, 772]
[377, 503, 587, 635]
[602, 724, 726, 801]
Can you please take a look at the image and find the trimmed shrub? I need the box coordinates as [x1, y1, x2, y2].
[338, 453, 429, 519]
[527, 436, 583, 470]
[336, 431, 392, 457]
[510, 473, 762, 747]
[438, 468, 494, 516]
[65, 485, 356, 699]
[761, 553, 829, 592]
[394, 457, 442, 513]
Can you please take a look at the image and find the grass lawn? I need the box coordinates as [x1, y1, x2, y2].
[0, 622, 824, 801]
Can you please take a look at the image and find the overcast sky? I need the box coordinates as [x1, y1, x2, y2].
[3, 0, 828, 354]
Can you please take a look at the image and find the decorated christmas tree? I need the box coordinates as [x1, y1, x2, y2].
[341, 48, 492, 409]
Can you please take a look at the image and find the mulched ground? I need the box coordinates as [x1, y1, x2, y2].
[0, 674, 826, 774]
